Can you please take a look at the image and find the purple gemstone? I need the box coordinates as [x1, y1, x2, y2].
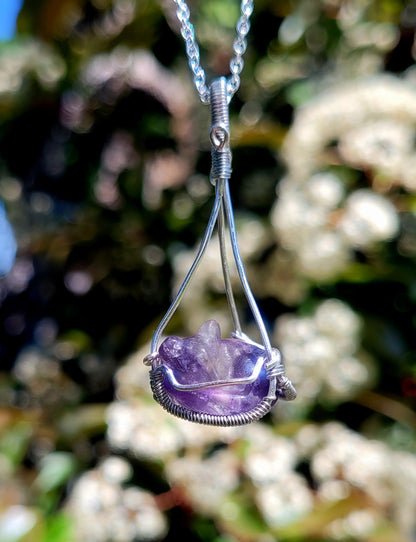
[156, 320, 272, 416]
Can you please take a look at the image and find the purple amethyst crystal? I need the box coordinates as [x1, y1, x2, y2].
[155, 320, 272, 416]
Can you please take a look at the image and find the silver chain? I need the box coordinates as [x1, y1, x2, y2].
[173, 0, 254, 104]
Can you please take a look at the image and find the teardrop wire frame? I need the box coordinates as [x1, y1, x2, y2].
[149, 173, 278, 399]
[150, 177, 273, 363]
[147, 175, 283, 425]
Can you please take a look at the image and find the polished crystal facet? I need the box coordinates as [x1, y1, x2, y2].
[156, 320, 271, 416]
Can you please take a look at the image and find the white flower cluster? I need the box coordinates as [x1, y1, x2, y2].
[274, 298, 373, 411]
[67, 457, 167, 542]
[273, 173, 399, 277]
[107, 398, 241, 462]
[165, 449, 240, 515]
[242, 424, 313, 527]
[271, 172, 349, 283]
[267, 75, 416, 290]
[283, 75, 416, 189]
[301, 422, 416, 538]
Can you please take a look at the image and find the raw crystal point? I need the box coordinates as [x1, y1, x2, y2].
[156, 320, 272, 416]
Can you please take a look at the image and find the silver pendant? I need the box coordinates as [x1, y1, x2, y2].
[144, 78, 296, 426]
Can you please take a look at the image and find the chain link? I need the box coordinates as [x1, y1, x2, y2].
[173, 0, 254, 104]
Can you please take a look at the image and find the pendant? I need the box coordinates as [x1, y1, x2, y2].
[144, 78, 296, 426]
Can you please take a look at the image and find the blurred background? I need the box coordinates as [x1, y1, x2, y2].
[0, 0, 415, 540]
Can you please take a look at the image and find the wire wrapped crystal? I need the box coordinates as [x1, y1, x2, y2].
[144, 78, 296, 426]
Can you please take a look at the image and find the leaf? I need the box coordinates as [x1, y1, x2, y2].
[34, 452, 77, 494]
[216, 493, 269, 541]
[0, 419, 33, 467]
[56, 404, 107, 441]
[276, 491, 370, 540]
[43, 513, 74, 542]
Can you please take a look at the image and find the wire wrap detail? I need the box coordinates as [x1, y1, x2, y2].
[210, 78, 232, 182]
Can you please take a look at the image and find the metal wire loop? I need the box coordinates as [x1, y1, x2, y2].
[210, 125, 229, 150]
[150, 368, 275, 426]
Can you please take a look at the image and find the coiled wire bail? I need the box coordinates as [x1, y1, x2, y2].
[210, 77, 232, 183]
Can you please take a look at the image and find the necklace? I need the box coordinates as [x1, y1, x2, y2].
[144, 0, 296, 426]
[173, 0, 253, 104]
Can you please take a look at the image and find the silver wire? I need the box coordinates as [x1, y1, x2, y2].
[151, 178, 225, 353]
[173, 0, 254, 104]
[150, 366, 275, 426]
[211, 76, 242, 334]
[223, 179, 273, 361]
[218, 199, 242, 336]
[156, 353, 265, 391]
